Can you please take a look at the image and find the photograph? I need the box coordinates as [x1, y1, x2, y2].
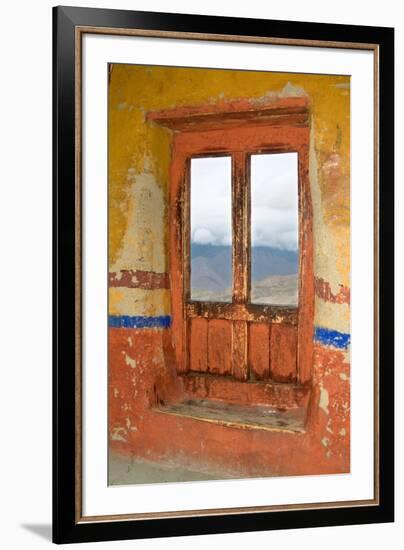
[107, 63, 351, 485]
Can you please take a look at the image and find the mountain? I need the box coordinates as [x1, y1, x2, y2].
[190, 245, 232, 293]
[251, 273, 297, 306]
[190, 244, 298, 292]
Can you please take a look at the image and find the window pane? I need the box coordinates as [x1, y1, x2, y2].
[250, 153, 299, 306]
[190, 156, 232, 302]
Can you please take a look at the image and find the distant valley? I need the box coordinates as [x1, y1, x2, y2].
[190, 244, 298, 306]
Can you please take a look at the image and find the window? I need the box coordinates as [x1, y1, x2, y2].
[250, 152, 299, 306]
[148, 97, 314, 396]
[190, 156, 232, 302]
[190, 152, 299, 307]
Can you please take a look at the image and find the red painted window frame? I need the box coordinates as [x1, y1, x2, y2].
[148, 97, 314, 385]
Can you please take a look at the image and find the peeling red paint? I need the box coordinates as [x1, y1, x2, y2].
[309, 345, 350, 464]
[147, 96, 309, 132]
[180, 374, 310, 409]
[109, 269, 170, 289]
[109, 329, 350, 478]
[315, 277, 350, 304]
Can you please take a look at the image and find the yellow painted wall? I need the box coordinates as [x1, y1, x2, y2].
[108, 64, 350, 332]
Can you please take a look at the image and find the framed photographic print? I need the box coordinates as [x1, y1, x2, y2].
[53, 5, 394, 544]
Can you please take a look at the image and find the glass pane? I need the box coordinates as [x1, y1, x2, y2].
[190, 156, 232, 302]
[250, 153, 299, 306]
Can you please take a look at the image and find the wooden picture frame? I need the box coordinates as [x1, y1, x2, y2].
[53, 5, 394, 544]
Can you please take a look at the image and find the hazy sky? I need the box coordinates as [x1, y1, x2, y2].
[190, 153, 299, 251]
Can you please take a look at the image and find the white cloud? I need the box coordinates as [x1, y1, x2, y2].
[190, 152, 299, 251]
[190, 156, 232, 246]
[193, 227, 216, 244]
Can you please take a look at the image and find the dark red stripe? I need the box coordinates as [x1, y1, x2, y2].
[109, 270, 170, 290]
[314, 277, 350, 305]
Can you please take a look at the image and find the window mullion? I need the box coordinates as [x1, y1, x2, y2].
[232, 151, 250, 304]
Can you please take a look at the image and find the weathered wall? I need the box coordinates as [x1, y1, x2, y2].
[108, 64, 350, 477]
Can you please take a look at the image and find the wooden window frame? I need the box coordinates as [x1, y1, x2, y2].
[148, 97, 314, 385]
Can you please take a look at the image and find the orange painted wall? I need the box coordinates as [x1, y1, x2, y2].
[109, 329, 349, 477]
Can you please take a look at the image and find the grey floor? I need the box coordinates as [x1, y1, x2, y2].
[109, 453, 228, 485]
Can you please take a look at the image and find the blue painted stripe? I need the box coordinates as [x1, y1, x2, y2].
[108, 315, 171, 329]
[109, 316, 349, 349]
[314, 326, 350, 350]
